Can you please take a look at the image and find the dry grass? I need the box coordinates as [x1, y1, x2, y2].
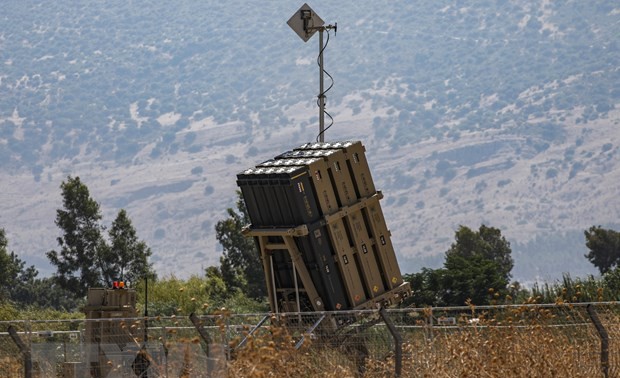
[362, 325, 603, 377]
[227, 306, 617, 377]
[226, 326, 603, 377]
[0, 357, 21, 377]
[226, 327, 348, 377]
[2, 305, 617, 377]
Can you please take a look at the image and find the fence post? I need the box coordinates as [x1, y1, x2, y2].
[189, 313, 213, 354]
[190, 313, 223, 377]
[379, 308, 402, 378]
[427, 307, 434, 341]
[7, 325, 32, 378]
[586, 304, 609, 378]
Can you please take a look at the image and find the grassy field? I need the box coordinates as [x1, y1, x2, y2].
[2, 304, 617, 377]
[227, 329, 607, 377]
[227, 306, 617, 377]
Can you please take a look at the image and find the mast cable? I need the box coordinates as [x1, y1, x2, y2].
[316, 29, 335, 142]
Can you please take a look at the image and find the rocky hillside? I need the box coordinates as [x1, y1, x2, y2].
[1, 1, 618, 283]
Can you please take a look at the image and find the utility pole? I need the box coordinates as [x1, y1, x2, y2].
[288, 3, 337, 142]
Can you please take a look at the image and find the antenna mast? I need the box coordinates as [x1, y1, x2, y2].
[288, 3, 337, 142]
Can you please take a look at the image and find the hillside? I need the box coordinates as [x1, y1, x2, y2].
[1, 1, 618, 283]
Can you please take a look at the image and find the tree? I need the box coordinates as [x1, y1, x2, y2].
[446, 225, 513, 281]
[204, 266, 228, 304]
[584, 226, 620, 274]
[215, 191, 266, 299]
[47, 176, 107, 297]
[403, 267, 447, 307]
[105, 209, 156, 285]
[1, 228, 79, 309]
[441, 225, 514, 306]
[13, 275, 81, 310]
[47, 176, 154, 298]
[0, 228, 43, 304]
[0, 228, 27, 302]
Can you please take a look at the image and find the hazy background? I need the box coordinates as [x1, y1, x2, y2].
[1, 1, 618, 284]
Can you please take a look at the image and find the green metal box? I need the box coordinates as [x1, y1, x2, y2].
[237, 141, 410, 314]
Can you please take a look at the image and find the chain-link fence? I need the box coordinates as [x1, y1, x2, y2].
[1, 302, 618, 377]
[385, 302, 618, 377]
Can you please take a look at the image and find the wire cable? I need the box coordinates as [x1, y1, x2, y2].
[316, 29, 334, 143]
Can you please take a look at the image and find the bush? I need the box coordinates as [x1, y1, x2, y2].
[133, 275, 268, 317]
[0, 302, 18, 321]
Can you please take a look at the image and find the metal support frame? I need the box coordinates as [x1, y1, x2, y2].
[236, 315, 270, 350]
[292, 260, 301, 314]
[245, 197, 411, 314]
[323, 192, 382, 224]
[256, 235, 278, 314]
[283, 235, 325, 312]
[247, 225, 326, 313]
[295, 314, 327, 349]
